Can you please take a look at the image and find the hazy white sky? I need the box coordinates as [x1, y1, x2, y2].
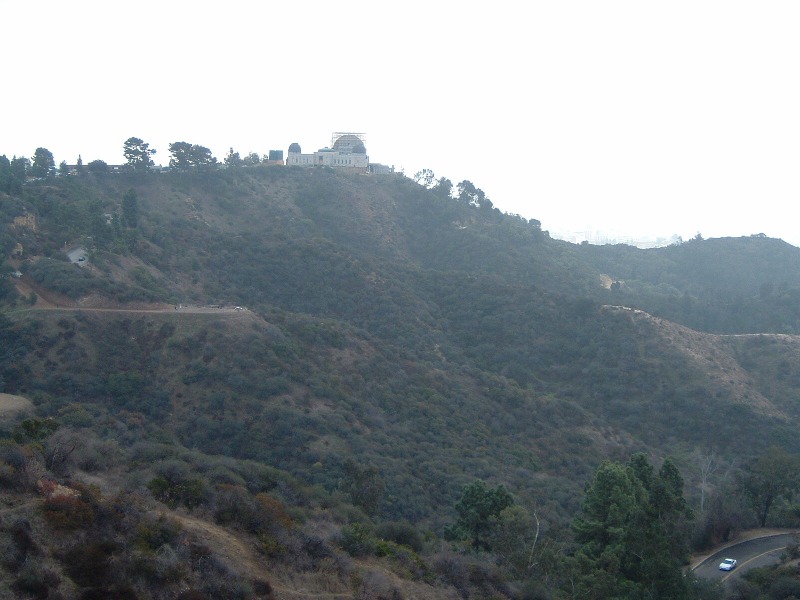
[3, 1, 799, 246]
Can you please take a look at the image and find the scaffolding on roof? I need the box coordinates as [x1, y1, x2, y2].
[331, 132, 366, 146]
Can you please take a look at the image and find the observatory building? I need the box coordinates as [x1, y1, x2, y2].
[286, 133, 370, 171]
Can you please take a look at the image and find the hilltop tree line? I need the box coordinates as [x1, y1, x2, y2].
[0, 137, 283, 189]
[2, 139, 527, 224]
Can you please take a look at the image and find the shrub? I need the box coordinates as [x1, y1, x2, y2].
[194, 557, 254, 600]
[0, 457, 15, 484]
[519, 581, 555, 600]
[130, 544, 187, 584]
[213, 484, 260, 530]
[338, 523, 376, 557]
[375, 521, 423, 553]
[6, 518, 40, 570]
[176, 591, 208, 600]
[42, 494, 94, 530]
[74, 438, 122, 472]
[206, 465, 247, 487]
[148, 474, 208, 509]
[769, 576, 800, 599]
[258, 531, 287, 559]
[354, 570, 403, 600]
[136, 514, 183, 551]
[61, 540, 120, 587]
[79, 586, 139, 599]
[12, 559, 60, 599]
[255, 492, 294, 529]
[433, 553, 471, 598]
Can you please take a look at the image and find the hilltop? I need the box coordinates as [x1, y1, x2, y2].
[2, 165, 800, 598]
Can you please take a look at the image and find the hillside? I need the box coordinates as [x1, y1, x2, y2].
[3, 165, 800, 598]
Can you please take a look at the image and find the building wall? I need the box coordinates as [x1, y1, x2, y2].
[286, 153, 317, 166]
[287, 149, 369, 170]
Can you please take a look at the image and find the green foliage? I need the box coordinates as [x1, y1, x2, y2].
[8, 163, 800, 598]
[169, 142, 216, 170]
[87, 158, 108, 173]
[582, 236, 800, 334]
[739, 447, 800, 527]
[338, 522, 377, 557]
[572, 454, 694, 598]
[13, 418, 59, 444]
[148, 474, 207, 509]
[12, 560, 61, 599]
[30, 147, 55, 177]
[136, 514, 183, 551]
[122, 187, 139, 227]
[487, 504, 538, 574]
[61, 539, 120, 587]
[0, 154, 25, 194]
[447, 479, 514, 550]
[107, 371, 146, 403]
[0, 315, 32, 392]
[341, 459, 385, 516]
[735, 563, 800, 600]
[224, 147, 243, 167]
[375, 521, 424, 553]
[123, 137, 156, 170]
[26, 258, 165, 302]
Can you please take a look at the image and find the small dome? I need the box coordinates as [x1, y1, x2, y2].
[288, 142, 301, 153]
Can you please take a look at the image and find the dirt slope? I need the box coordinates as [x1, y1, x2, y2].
[604, 305, 792, 419]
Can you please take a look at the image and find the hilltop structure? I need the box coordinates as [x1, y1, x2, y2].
[287, 133, 393, 174]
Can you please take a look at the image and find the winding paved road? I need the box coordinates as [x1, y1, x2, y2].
[693, 533, 800, 583]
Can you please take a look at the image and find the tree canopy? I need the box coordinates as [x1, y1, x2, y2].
[168, 142, 216, 170]
[30, 147, 55, 177]
[224, 147, 243, 167]
[123, 137, 156, 170]
[87, 159, 108, 173]
[0, 155, 25, 194]
[447, 479, 515, 550]
[739, 446, 800, 527]
[572, 454, 695, 599]
[122, 188, 139, 228]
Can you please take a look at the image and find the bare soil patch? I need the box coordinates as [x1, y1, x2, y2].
[0, 393, 34, 418]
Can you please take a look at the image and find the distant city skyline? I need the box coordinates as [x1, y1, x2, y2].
[550, 227, 684, 249]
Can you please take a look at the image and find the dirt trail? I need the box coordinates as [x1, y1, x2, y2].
[172, 513, 265, 578]
[11, 275, 248, 316]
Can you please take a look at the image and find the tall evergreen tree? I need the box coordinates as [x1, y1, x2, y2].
[572, 454, 695, 599]
[0, 155, 12, 193]
[122, 188, 139, 228]
[448, 479, 514, 550]
[30, 147, 55, 177]
[123, 137, 156, 170]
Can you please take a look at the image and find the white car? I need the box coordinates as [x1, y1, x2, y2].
[719, 558, 737, 571]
